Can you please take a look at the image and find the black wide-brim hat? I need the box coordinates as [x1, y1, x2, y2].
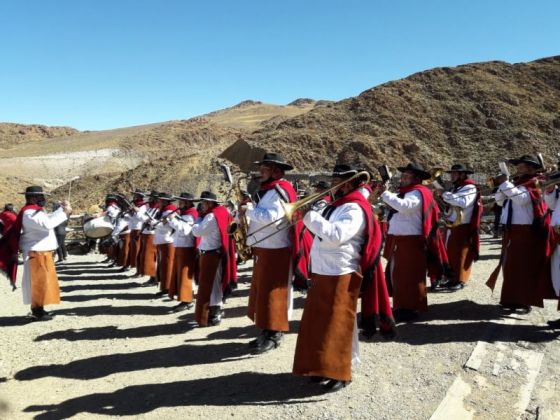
[173, 192, 195, 201]
[131, 189, 148, 196]
[149, 190, 160, 198]
[196, 191, 220, 203]
[397, 163, 431, 180]
[331, 164, 359, 178]
[19, 185, 50, 195]
[157, 192, 175, 201]
[253, 152, 294, 171]
[445, 164, 474, 174]
[508, 154, 542, 169]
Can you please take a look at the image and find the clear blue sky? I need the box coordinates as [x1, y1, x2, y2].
[1, 0, 558, 130]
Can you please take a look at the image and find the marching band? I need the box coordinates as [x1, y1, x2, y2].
[1, 151, 560, 393]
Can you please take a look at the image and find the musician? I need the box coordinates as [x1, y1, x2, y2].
[127, 190, 148, 277]
[381, 163, 450, 322]
[546, 181, 560, 328]
[111, 203, 131, 272]
[153, 193, 177, 296]
[241, 152, 310, 355]
[438, 164, 481, 290]
[192, 191, 237, 327]
[137, 191, 160, 286]
[102, 194, 121, 264]
[293, 164, 394, 392]
[487, 154, 554, 313]
[166, 192, 198, 312]
[14, 186, 71, 320]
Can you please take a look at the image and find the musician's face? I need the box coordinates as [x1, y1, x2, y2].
[259, 164, 273, 182]
[451, 172, 461, 183]
[400, 171, 417, 187]
[516, 163, 536, 176]
[201, 201, 211, 213]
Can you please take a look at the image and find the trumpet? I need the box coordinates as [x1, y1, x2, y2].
[425, 168, 463, 228]
[245, 171, 371, 247]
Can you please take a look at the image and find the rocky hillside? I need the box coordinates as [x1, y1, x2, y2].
[2, 55, 559, 210]
[0, 123, 79, 148]
[222, 56, 560, 174]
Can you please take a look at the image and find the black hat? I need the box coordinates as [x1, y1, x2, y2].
[131, 189, 148, 196]
[197, 191, 220, 203]
[105, 194, 118, 201]
[149, 190, 160, 198]
[313, 180, 330, 189]
[19, 185, 49, 195]
[397, 163, 431, 180]
[173, 192, 195, 201]
[157, 192, 175, 201]
[331, 164, 359, 178]
[445, 164, 474, 174]
[253, 152, 294, 171]
[508, 155, 542, 169]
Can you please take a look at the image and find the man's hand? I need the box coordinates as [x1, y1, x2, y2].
[61, 200, 72, 215]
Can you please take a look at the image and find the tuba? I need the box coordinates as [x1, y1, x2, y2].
[227, 176, 253, 261]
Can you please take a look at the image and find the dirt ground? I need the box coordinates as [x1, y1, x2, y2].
[0, 236, 559, 420]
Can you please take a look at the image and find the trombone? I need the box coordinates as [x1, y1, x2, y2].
[245, 171, 371, 247]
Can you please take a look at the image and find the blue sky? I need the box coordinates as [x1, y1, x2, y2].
[0, 0, 558, 130]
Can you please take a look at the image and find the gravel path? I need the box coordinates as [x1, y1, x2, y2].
[0, 235, 559, 419]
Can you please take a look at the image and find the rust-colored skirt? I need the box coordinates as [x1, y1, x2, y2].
[195, 252, 222, 327]
[138, 234, 157, 277]
[384, 234, 428, 312]
[247, 247, 292, 332]
[499, 226, 553, 307]
[28, 251, 60, 307]
[292, 272, 362, 382]
[156, 243, 175, 291]
[169, 246, 196, 302]
[128, 230, 141, 268]
[446, 224, 475, 284]
[117, 233, 131, 267]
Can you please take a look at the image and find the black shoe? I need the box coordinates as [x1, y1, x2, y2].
[208, 306, 223, 326]
[142, 278, 157, 287]
[170, 302, 193, 313]
[309, 376, 329, 384]
[547, 319, 560, 329]
[430, 278, 442, 291]
[517, 306, 532, 315]
[155, 290, 168, 297]
[251, 332, 283, 355]
[248, 331, 268, 348]
[444, 281, 465, 291]
[321, 379, 348, 392]
[107, 262, 116, 268]
[119, 267, 129, 273]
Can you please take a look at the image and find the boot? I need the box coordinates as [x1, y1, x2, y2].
[248, 330, 268, 348]
[252, 331, 283, 355]
[209, 306, 223, 326]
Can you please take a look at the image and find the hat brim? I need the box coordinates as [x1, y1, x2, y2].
[331, 170, 358, 178]
[157, 197, 175, 201]
[172, 196, 195, 201]
[508, 158, 541, 168]
[253, 160, 294, 171]
[18, 191, 50, 195]
[445, 169, 474, 174]
[397, 167, 431, 180]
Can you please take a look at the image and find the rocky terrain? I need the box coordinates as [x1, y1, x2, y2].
[0, 123, 78, 148]
[1, 56, 559, 209]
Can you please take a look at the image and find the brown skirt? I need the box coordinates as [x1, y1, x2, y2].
[247, 247, 292, 332]
[446, 224, 475, 284]
[28, 251, 60, 307]
[292, 272, 362, 382]
[195, 252, 221, 327]
[138, 234, 157, 277]
[499, 225, 553, 307]
[169, 247, 196, 302]
[117, 233, 131, 267]
[385, 235, 428, 312]
[156, 243, 175, 291]
[128, 230, 141, 269]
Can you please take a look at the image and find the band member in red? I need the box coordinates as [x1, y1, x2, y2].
[154, 193, 177, 296]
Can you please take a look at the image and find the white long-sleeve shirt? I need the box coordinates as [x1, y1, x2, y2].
[154, 208, 176, 245]
[381, 190, 423, 235]
[192, 213, 222, 251]
[168, 213, 195, 248]
[19, 207, 68, 252]
[304, 203, 366, 275]
[106, 204, 121, 220]
[545, 187, 559, 213]
[495, 181, 534, 225]
[442, 184, 477, 224]
[129, 204, 147, 231]
[111, 215, 130, 237]
[140, 207, 159, 235]
[551, 195, 560, 227]
[246, 186, 291, 249]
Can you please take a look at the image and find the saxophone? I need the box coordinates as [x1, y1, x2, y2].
[227, 176, 253, 261]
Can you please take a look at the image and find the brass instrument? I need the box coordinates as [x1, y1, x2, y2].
[227, 176, 252, 261]
[425, 168, 463, 228]
[246, 171, 371, 247]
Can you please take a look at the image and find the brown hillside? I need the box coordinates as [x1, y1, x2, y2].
[223, 56, 560, 174]
[0, 123, 79, 148]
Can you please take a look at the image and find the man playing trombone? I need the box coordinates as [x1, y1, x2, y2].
[241, 152, 310, 355]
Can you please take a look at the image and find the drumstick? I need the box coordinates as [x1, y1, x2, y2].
[67, 176, 80, 202]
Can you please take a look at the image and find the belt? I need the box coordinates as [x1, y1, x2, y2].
[199, 248, 221, 255]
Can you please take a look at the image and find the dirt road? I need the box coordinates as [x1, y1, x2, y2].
[1, 236, 559, 419]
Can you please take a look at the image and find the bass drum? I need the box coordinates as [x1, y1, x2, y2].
[83, 216, 114, 239]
